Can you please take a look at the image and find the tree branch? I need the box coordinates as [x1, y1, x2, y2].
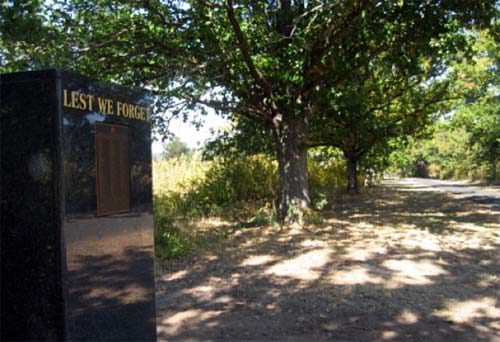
[362, 80, 421, 117]
[142, 0, 185, 28]
[182, 93, 270, 123]
[225, 0, 273, 101]
[301, 1, 368, 96]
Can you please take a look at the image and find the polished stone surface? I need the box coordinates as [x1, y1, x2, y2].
[1, 70, 64, 341]
[1, 69, 156, 341]
[64, 214, 155, 340]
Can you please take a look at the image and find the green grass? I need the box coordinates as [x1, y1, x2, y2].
[154, 216, 232, 259]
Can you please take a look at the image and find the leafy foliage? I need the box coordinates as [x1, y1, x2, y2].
[308, 147, 350, 202]
[3, 0, 496, 220]
[153, 154, 278, 219]
[451, 29, 499, 181]
[153, 148, 355, 219]
[389, 28, 500, 183]
[162, 136, 193, 160]
[155, 216, 194, 259]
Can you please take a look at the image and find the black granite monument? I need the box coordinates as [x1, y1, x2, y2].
[1, 70, 156, 341]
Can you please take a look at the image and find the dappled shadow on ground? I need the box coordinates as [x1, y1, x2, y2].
[156, 180, 500, 341]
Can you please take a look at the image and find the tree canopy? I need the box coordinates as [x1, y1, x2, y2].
[1, 0, 498, 220]
[389, 27, 499, 182]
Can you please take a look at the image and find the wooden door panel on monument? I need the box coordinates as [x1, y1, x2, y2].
[96, 123, 130, 216]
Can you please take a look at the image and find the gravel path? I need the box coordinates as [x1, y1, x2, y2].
[156, 179, 500, 341]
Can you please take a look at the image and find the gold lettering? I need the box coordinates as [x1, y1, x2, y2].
[97, 97, 107, 113]
[130, 106, 134, 118]
[123, 103, 130, 118]
[117, 101, 123, 116]
[137, 107, 146, 121]
[97, 97, 115, 115]
[128, 104, 135, 119]
[62, 90, 148, 120]
[106, 100, 114, 115]
[79, 93, 87, 111]
[63, 89, 71, 108]
[71, 91, 79, 109]
[88, 95, 95, 111]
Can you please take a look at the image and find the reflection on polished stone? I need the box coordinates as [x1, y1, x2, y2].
[65, 214, 155, 340]
[1, 70, 156, 341]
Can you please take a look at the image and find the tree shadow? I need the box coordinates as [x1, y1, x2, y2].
[156, 180, 499, 341]
[65, 245, 156, 340]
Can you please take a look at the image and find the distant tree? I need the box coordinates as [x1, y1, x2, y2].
[309, 63, 455, 193]
[387, 27, 500, 182]
[163, 137, 193, 160]
[452, 29, 499, 182]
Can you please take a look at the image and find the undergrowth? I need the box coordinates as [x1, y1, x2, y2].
[154, 216, 232, 259]
[153, 152, 358, 259]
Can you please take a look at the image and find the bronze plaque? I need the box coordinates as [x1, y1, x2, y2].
[96, 123, 130, 216]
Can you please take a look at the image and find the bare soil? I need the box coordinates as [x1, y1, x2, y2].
[156, 179, 500, 341]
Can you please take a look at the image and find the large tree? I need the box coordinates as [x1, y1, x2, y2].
[309, 61, 456, 193]
[2, 0, 496, 220]
[170, 0, 495, 213]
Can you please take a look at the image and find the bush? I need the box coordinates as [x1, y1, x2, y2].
[153, 154, 278, 259]
[199, 154, 278, 206]
[153, 154, 278, 219]
[308, 156, 364, 207]
[153, 154, 209, 218]
[154, 216, 193, 259]
[153, 152, 360, 259]
[154, 152, 365, 221]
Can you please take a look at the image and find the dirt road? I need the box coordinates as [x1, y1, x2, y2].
[156, 179, 500, 341]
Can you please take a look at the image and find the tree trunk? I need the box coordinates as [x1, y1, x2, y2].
[346, 155, 359, 194]
[273, 116, 310, 223]
[489, 151, 498, 183]
[491, 161, 498, 184]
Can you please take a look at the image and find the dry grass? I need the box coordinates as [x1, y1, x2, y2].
[156, 179, 499, 341]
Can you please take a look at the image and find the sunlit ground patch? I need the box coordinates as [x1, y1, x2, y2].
[156, 179, 499, 341]
[381, 330, 399, 340]
[164, 270, 189, 281]
[240, 254, 276, 267]
[396, 310, 420, 324]
[456, 221, 500, 233]
[265, 248, 332, 281]
[433, 297, 500, 333]
[382, 259, 448, 289]
[330, 265, 385, 285]
[400, 237, 442, 252]
[159, 309, 223, 335]
[300, 239, 329, 248]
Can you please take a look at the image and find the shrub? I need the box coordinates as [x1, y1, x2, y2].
[154, 216, 193, 259]
[153, 152, 358, 258]
[199, 154, 278, 206]
[308, 157, 349, 207]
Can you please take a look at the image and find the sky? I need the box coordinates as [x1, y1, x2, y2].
[151, 109, 230, 155]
